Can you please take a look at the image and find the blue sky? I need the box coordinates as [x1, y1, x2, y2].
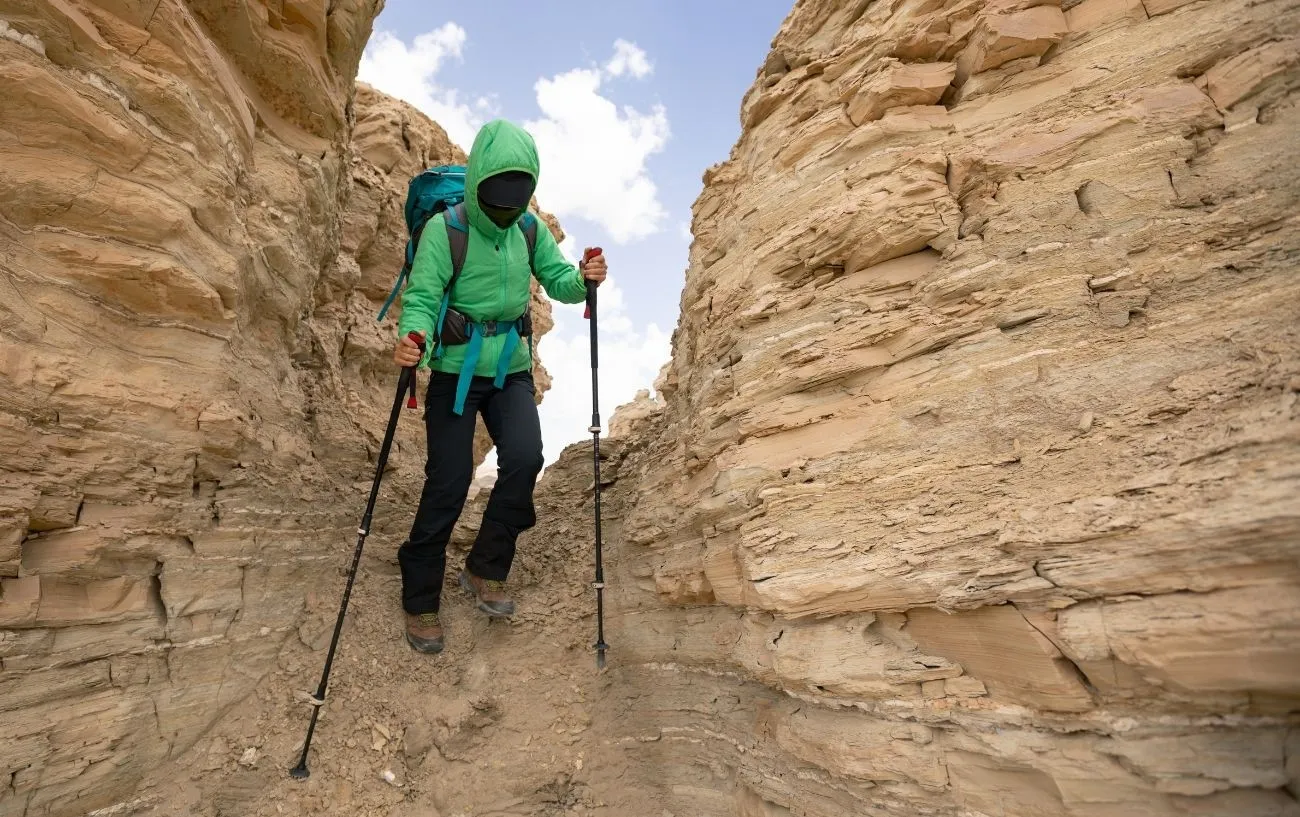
[357, 0, 792, 466]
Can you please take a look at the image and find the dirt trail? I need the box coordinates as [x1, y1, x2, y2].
[125, 441, 652, 817]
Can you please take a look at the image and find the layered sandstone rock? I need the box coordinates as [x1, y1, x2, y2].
[4, 0, 1299, 815]
[0, 4, 558, 815]
[605, 0, 1300, 814]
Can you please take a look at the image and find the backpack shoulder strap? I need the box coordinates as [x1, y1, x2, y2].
[445, 202, 469, 293]
[519, 212, 538, 276]
[432, 203, 470, 360]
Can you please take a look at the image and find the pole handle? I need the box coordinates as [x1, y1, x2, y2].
[582, 247, 602, 319]
[404, 331, 426, 409]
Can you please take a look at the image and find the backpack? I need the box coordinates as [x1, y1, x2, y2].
[376, 164, 540, 415]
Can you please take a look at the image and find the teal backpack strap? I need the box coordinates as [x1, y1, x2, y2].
[494, 324, 522, 388]
[453, 323, 483, 415]
[377, 270, 405, 321]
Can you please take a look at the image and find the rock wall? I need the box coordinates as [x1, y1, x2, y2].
[606, 0, 1300, 815]
[0, 3, 559, 815]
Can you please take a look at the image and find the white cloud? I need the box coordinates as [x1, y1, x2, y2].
[605, 39, 652, 79]
[357, 24, 490, 150]
[557, 235, 581, 264]
[524, 44, 670, 243]
[535, 276, 671, 467]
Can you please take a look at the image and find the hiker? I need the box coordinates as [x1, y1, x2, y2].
[390, 119, 607, 654]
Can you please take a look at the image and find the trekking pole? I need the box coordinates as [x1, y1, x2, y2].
[290, 331, 426, 780]
[582, 247, 609, 670]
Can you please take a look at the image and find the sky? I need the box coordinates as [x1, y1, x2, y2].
[356, 0, 792, 470]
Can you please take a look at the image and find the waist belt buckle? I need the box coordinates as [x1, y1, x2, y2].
[482, 319, 498, 337]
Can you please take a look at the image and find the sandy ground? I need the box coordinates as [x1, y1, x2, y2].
[126, 445, 653, 817]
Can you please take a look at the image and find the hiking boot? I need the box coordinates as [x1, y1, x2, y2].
[404, 611, 445, 653]
[459, 570, 515, 617]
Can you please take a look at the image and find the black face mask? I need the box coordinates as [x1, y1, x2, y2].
[477, 170, 535, 227]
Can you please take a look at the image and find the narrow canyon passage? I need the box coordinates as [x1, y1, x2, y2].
[2, 0, 1298, 816]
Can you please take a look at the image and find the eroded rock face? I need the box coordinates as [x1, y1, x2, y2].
[607, 0, 1300, 814]
[0, 4, 559, 815]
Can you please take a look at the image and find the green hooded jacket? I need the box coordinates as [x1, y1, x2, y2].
[396, 119, 589, 375]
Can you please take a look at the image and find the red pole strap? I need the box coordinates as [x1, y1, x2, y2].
[582, 247, 602, 320]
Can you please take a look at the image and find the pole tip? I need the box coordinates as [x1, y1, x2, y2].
[289, 763, 310, 780]
[596, 651, 606, 670]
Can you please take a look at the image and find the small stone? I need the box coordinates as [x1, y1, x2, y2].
[333, 780, 353, 805]
[1078, 412, 1094, 433]
[1096, 289, 1150, 327]
[996, 308, 1050, 330]
[238, 747, 258, 767]
[891, 723, 935, 744]
[403, 719, 434, 759]
[946, 676, 989, 698]
[1087, 269, 1134, 291]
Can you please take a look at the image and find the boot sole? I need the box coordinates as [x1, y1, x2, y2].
[405, 630, 445, 654]
[459, 571, 515, 618]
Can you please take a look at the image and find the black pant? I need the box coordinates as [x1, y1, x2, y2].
[398, 370, 544, 614]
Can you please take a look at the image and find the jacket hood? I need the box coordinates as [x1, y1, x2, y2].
[465, 119, 540, 236]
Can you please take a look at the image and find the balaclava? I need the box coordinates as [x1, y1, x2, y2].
[477, 170, 535, 227]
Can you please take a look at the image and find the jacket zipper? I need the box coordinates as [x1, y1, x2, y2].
[491, 238, 501, 374]
[498, 238, 506, 315]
